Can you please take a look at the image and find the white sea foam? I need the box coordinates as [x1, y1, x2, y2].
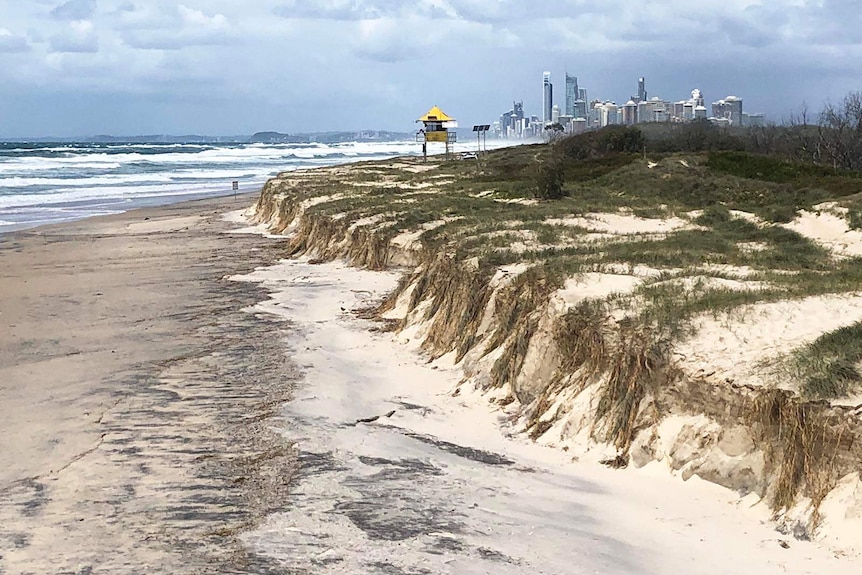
[0, 139, 519, 232]
[0, 181, 247, 209]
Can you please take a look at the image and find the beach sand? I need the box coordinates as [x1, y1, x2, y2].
[3, 194, 861, 574]
[0, 196, 296, 573]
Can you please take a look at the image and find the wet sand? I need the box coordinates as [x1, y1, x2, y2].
[0, 196, 296, 574]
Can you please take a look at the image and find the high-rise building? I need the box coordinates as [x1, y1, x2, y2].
[543, 72, 553, 124]
[514, 101, 524, 122]
[573, 100, 587, 119]
[637, 98, 672, 123]
[572, 117, 588, 134]
[746, 113, 764, 127]
[597, 102, 619, 127]
[638, 77, 647, 103]
[683, 103, 694, 121]
[622, 100, 638, 125]
[498, 100, 527, 138]
[726, 96, 743, 126]
[565, 74, 579, 117]
[712, 96, 743, 126]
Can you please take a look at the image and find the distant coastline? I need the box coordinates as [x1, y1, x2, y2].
[0, 130, 416, 145]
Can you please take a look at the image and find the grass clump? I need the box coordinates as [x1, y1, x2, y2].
[532, 154, 567, 200]
[787, 321, 862, 399]
[593, 329, 669, 453]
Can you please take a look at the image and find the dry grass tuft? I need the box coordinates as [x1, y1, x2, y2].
[593, 329, 670, 454]
[556, 300, 610, 382]
[347, 227, 391, 270]
[489, 317, 539, 391]
[753, 390, 846, 520]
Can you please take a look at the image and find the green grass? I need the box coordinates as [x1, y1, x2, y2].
[787, 322, 862, 399]
[268, 132, 862, 398]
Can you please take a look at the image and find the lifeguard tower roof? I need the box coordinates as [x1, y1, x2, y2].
[418, 106, 454, 123]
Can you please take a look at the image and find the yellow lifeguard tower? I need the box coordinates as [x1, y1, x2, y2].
[417, 106, 457, 160]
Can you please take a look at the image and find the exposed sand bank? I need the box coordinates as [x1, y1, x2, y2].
[227, 245, 861, 574]
[247, 157, 862, 565]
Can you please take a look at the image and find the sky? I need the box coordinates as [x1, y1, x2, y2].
[0, 0, 860, 137]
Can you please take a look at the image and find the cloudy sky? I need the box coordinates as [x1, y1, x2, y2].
[0, 0, 859, 137]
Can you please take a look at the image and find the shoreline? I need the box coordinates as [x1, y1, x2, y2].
[0, 189, 263, 237]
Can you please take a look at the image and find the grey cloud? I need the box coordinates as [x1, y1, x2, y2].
[122, 31, 234, 50]
[274, 0, 390, 20]
[718, 17, 776, 48]
[51, 0, 97, 21]
[0, 33, 30, 53]
[797, 0, 862, 45]
[49, 34, 99, 53]
[112, 2, 136, 15]
[273, 0, 453, 21]
[447, 0, 599, 24]
[271, 0, 590, 22]
[116, 5, 233, 50]
[353, 40, 421, 62]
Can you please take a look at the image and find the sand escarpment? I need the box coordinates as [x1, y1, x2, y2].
[253, 149, 862, 554]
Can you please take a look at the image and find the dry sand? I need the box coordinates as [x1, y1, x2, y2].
[0, 196, 297, 574]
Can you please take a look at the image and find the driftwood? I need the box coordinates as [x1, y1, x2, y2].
[353, 410, 396, 425]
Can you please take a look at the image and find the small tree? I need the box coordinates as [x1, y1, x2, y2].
[544, 122, 565, 143]
[819, 91, 862, 170]
[533, 153, 567, 200]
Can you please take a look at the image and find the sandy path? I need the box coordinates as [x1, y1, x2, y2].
[0, 197, 296, 574]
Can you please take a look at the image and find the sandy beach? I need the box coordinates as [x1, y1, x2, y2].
[0, 195, 296, 573]
[2, 192, 862, 574]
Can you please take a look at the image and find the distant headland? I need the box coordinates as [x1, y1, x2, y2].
[0, 130, 415, 145]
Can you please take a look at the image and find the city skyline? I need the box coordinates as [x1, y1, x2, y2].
[1, 1, 860, 137]
[495, 71, 765, 140]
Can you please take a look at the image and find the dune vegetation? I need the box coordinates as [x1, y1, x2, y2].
[252, 111, 862, 541]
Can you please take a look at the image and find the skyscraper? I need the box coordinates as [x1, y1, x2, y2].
[565, 74, 579, 117]
[638, 77, 647, 103]
[712, 96, 743, 126]
[543, 72, 553, 124]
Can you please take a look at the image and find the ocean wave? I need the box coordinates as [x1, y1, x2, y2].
[0, 140, 518, 234]
[0, 179, 265, 210]
[0, 145, 416, 177]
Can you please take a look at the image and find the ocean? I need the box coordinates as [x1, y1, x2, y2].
[0, 139, 500, 234]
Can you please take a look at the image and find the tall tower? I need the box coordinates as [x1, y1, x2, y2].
[638, 77, 647, 103]
[565, 74, 578, 117]
[543, 71, 553, 124]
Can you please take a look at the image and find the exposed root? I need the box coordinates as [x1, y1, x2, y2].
[483, 269, 555, 356]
